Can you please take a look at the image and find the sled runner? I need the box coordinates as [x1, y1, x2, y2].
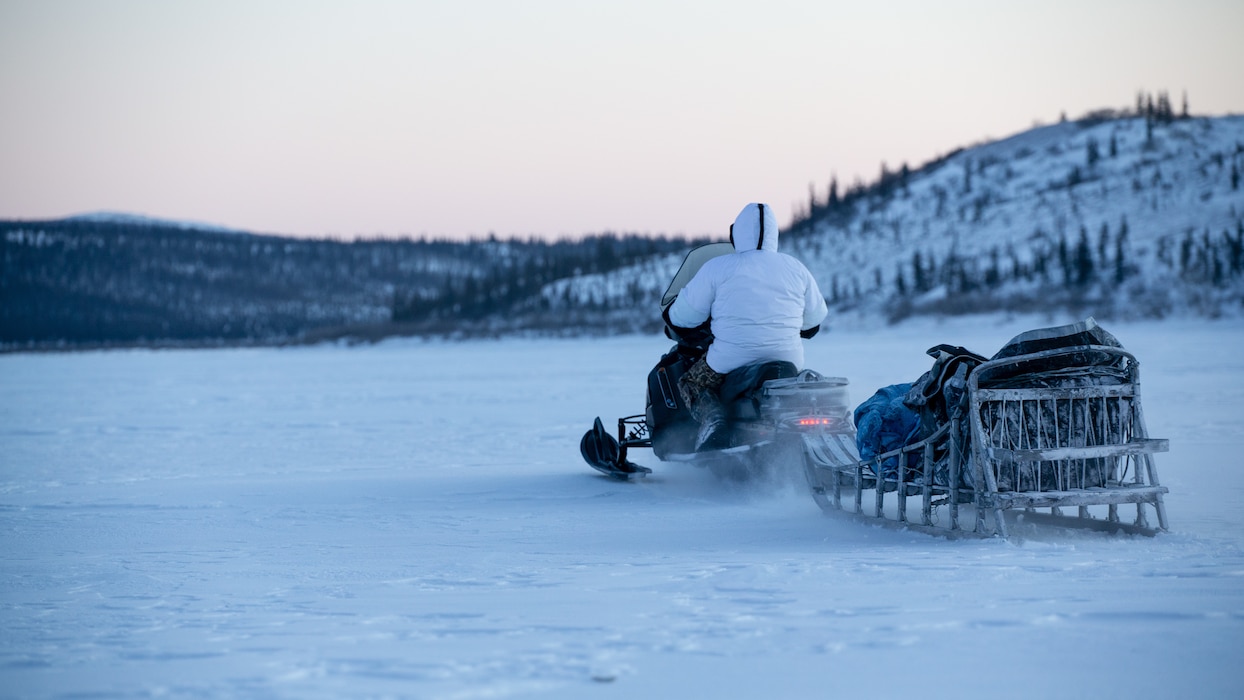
[803, 320, 1170, 539]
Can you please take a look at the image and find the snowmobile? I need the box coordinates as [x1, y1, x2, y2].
[580, 243, 855, 480]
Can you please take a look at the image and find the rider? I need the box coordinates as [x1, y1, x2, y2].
[664, 202, 828, 450]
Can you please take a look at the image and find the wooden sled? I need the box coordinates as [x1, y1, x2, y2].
[803, 345, 1169, 539]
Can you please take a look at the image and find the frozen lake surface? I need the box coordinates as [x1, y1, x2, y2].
[3, 315, 1244, 698]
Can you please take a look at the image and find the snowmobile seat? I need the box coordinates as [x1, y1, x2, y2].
[720, 360, 799, 422]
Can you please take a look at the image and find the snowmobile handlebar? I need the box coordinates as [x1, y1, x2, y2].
[661, 301, 713, 352]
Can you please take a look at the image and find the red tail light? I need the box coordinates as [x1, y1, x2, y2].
[795, 417, 834, 427]
[779, 415, 845, 432]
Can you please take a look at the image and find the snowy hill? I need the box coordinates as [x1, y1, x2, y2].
[551, 113, 1244, 326]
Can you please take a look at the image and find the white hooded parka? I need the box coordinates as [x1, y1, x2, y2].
[667, 203, 828, 374]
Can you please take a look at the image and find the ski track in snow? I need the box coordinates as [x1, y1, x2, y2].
[2, 316, 1243, 698]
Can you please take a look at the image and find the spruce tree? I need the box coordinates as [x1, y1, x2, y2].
[1098, 222, 1110, 267]
[985, 247, 1000, 288]
[1145, 94, 1155, 145]
[1228, 225, 1244, 274]
[1075, 226, 1094, 285]
[1114, 229, 1128, 284]
[1058, 235, 1070, 284]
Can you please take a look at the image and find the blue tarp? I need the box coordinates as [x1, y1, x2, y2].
[853, 383, 922, 478]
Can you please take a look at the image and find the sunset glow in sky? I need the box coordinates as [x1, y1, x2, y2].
[2, 0, 1242, 239]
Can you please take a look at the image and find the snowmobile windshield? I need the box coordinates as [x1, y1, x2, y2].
[660, 242, 734, 308]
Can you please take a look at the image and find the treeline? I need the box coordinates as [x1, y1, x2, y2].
[889, 217, 1143, 300]
[1156, 222, 1244, 286]
[873, 217, 1244, 319]
[0, 219, 697, 347]
[389, 234, 696, 323]
[786, 160, 920, 235]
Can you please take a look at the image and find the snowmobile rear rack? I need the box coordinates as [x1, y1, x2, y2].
[803, 344, 1170, 539]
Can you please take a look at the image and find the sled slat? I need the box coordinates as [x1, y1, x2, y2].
[987, 485, 1168, 509]
[973, 385, 1138, 402]
[921, 441, 933, 526]
[988, 438, 1168, 463]
[945, 418, 960, 529]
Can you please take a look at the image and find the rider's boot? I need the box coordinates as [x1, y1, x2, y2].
[694, 393, 730, 451]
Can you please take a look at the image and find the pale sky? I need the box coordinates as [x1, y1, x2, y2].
[2, 0, 1241, 239]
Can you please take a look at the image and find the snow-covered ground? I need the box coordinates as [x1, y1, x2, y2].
[3, 315, 1243, 698]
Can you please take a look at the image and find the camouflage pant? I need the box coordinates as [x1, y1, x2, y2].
[678, 358, 726, 422]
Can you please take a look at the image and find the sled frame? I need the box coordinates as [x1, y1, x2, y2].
[803, 345, 1169, 539]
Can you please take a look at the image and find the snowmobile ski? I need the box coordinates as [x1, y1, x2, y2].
[580, 417, 652, 480]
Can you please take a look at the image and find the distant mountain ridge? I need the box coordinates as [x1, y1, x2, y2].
[62, 211, 250, 235]
[3, 109, 1242, 349]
